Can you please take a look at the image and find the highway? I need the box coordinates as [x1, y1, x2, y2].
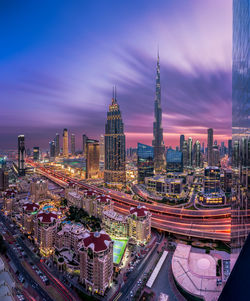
[28, 160, 231, 242]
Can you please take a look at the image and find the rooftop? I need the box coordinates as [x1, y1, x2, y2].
[130, 205, 149, 217]
[82, 230, 112, 252]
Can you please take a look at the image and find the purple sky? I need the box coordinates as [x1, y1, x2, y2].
[0, 0, 232, 150]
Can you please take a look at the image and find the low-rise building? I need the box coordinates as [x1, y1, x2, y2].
[30, 179, 48, 200]
[79, 231, 113, 296]
[127, 205, 151, 244]
[21, 202, 40, 234]
[145, 175, 183, 195]
[102, 210, 128, 239]
[93, 195, 113, 219]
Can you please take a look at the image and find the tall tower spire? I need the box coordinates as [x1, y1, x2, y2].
[152, 50, 165, 173]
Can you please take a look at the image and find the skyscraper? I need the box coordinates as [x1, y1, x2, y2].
[33, 147, 39, 161]
[104, 88, 126, 186]
[228, 139, 232, 157]
[18, 135, 25, 176]
[193, 140, 201, 167]
[182, 140, 188, 167]
[187, 137, 193, 167]
[137, 143, 154, 183]
[71, 133, 75, 156]
[180, 135, 185, 152]
[99, 135, 105, 162]
[63, 128, 68, 157]
[55, 133, 60, 157]
[86, 139, 100, 179]
[152, 52, 165, 173]
[207, 128, 213, 166]
[49, 141, 55, 158]
[166, 149, 183, 172]
[82, 134, 88, 157]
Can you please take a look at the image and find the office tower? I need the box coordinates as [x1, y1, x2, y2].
[228, 139, 232, 157]
[152, 52, 165, 173]
[182, 140, 188, 167]
[203, 167, 220, 194]
[166, 149, 183, 172]
[207, 128, 213, 166]
[99, 135, 105, 162]
[193, 140, 201, 167]
[18, 135, 25, 176]
[220, 142, 225, 156]
[33, 147, 39, 161]
[137, 143, 154, 183]
[202, 142, 205, 154]
[212, 145, 220, 166]
[49, 141, 55, 158]
[82, 134, 88, 157]
[180, 135, 185, 152]
[104, 88, 126, 186]
[187, 137, 193, 167]
[62, 128, 68, 157]
[71, 133, 75, 155]
[55, 133, 60, 156]
[26, 148, 31, 157]
[86, 139, 100, 179]
[79, 231, 113, 296]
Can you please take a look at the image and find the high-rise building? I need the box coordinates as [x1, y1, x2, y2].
[71, 133, 75, 155]
[63, 128, 68, 157]
[182, 140, 188, 167]
[49, 141, 55, 158]
[152, 52, 165, 173]
[207, 128, 213, 166]
[203, 167, 220, 194]
[166, 149, 183, 172]
[86, 139, 100, 179]
[0, 169, 8, 191]
[33, 147, 39, 161]
[193, 140, 201, 167]
[212, 145, 220, 166]
[82, 134, 88, 156]
[137, 143, 154, 183]
[187, 137, 193, 167]
[18, 135, 25, 176]
[79, 231, 113, 296]
[55, 133, 60, 156]
[104, 88, 126, 186]
[99, 135, 105, 162]
[180, 135, 185, 152]
[228, 139, 232, 157]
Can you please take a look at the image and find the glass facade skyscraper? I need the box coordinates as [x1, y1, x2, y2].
[166, 149, 183, 172]
[152, 52, 165, 173]
[104, 88, 126, 186]
[137, 143, 154, 183]
[18, 135, 25, 176]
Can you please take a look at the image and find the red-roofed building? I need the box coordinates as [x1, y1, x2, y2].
[34, 211, 59, 257]
[128, 205, 151, 244]
[79, 230, 113, 295]
[21, 202, 40, 234]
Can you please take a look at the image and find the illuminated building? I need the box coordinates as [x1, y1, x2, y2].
[193, 140, 201, 167]
[3, 189, 17, 215]
[82, 190, 97, 215]
[33, 147, 39, 161]
[92, 195, 113, 219]
[65, 186, 83, 208]
[166, 149, 183, 172]
[145, 175, 183, 195]
[187, 137, 193, 167]
[137, 143, 154, 184]
[55, 223, 87, 251]
[34, 211, 59, 257]
[228, 139, 232, 158]
[102, 210, 128, 239]
[30, 179, 48, 200]
[0, 168, 8, 191]
[204, 167, 220, 194]
[82, 134, 88, 156]
[104, 88, 126, 186]
[86, 139, 100, 179]
[207, 128, 214, 166]
[221, 169, 233, 193]
[21, 202, 40, 234]
[18, 135, 25, 176]
[99, 135, 105, 163]
[63, 128, 69, 157]
[49, 141, 55, 158]
[212, 145, 220, 166]
[127, 205, 151, 244]
[152, 52, 165, 173]
[71, 133, 75, 155]
[79, 231, 113, 295]
[55, 133, 60, 157]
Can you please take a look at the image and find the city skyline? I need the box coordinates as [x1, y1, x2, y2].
[0, 0, 232, 150]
